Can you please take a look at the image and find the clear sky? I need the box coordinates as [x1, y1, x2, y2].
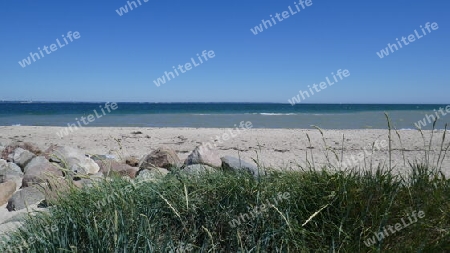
[0, 0, 449, 103]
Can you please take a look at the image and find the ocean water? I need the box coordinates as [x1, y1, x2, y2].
[0, 102, 448, 130]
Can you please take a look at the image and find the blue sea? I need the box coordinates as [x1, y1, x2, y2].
[0, 102, 448, 130]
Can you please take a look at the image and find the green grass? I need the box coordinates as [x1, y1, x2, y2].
[0, 163, 449, 252]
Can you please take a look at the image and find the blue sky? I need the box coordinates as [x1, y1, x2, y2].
[0, 0, 449, 103]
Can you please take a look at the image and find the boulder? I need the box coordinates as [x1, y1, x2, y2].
[9, 148, 35, 169]
[184, 145, 222, 167]
[46, 145, 100, 175]
[41, 178, 77, 204]
[90, 154, 115, 161]
[7, 162, 22, 175]
[136, 168, 169, 182]
[6, 186, 45, 211]
[22, 156, 63, 187]
[95, 159, 139, 178]
[125, 156, 140, 167]
[1, 142, 42, 161]
[0, 159, 7, 182]
[183, 164, 216, 174]
[140, 147, 181, 170]
[70, 172, 104, 189]
[0, 181, 17, 206]
[0, 160, 24, 190]
[221, 156, 261, 178]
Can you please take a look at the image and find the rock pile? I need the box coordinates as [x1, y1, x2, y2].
[0, 141, 261, 235]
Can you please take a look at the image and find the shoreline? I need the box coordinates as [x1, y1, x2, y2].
[1, 126, 449, 175]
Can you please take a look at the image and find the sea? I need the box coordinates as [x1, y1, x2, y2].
[0, 102, 448, 130]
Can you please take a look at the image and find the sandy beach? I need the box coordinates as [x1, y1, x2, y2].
[1, 126, 449, 175]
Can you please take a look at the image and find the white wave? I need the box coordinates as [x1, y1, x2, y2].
[259, 113, 296, 116]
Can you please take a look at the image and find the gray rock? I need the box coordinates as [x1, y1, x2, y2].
[46, 145, 100, 175]
[0, 160, 24, 190]
[22, 156, 63, 187]
[183, 164, 216, 174]
[95, 158, 139, 178]
[90, 154, 115, 161]
[0, 181, 17, 206]
[6, 162, 22, 174]
[136, 168, 169, 182]
[1, 142, 42, 161]
[221, 156, 261, 178]
[184, 144, 222, 167]
[7, 186, 45, 211]
[0, 159, 7, 183]
[0, 203, 47, 239]
[71, 172, 104, 189]
[125, 156, 140, 167]
[140, 147, 181, 170]
[0, 221, 24, 236]
[10, 148, 35, 169]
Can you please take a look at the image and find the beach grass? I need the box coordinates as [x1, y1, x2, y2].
[0, 162, 449, 252]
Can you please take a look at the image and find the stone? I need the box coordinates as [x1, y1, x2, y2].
[184, 144, 222, 167]
[125, 156, 140, 167]
[7, 186, 45, 211]
[0, 221, 24, 237]
[140, 147, 181, 170]
[41, 177, 81, 205]
[221, 156, 261, 178]
[46, 145, 100, 175]
[90, 154, 115, 161]
[183, 164, 216, 174]
[0, 181, 17, 206]
[0, 161, 24, 191]
[72, 173, 104, 189]
[10, 148, 35, 169]
[1, 142, 42, 161]
[95, 159, 139, 178]
[6, 161, 22, 174]
[136, 168, 169, 182]
[22, 156, 63, 187]
[0, 159, 7, 182]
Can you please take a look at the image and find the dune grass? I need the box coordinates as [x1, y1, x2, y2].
[0, 163, 449, 252]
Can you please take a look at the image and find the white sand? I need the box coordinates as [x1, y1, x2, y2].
[0, 126, 449, 174]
